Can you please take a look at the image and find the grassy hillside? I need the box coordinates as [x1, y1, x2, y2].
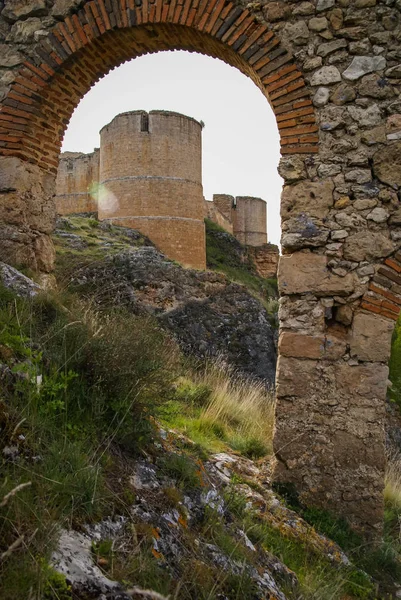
[205, 218, 278, 317]
[1, 219, 401, 599]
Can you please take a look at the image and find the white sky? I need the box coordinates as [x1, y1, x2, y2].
[62, 51, 283, 246]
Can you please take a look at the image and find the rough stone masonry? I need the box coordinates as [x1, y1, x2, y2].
[0, 0, 401, 535]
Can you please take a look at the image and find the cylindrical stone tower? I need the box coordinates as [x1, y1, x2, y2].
[56, 150, 99, 214]
[233, 196, 267, 246]
[98, 110, 206, 269]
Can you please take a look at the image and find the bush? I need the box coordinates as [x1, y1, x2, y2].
[0, 286, 181, 599]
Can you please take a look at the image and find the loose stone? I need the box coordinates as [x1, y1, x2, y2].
[313, 87, 330, 107]
[317, 39, 347, 57]
[317, 0, 335, 11]
[354, 198, 377, 210]
[309, 17, 328, 31]
[331, 229, 349, 240]
[342, 56, 387, 80]
[348, 104, 382, 127]
[331, 83, 356, 104]
[366, 207, 389, 223]
[310, 66, 342, 85]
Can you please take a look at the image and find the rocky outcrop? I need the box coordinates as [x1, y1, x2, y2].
[71, 246, 277, 385]
[0, 261, 40, 297]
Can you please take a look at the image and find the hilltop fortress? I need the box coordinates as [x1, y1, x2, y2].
[56, 110, 278, 275]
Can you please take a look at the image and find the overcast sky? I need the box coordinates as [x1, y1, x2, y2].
[62, 50, 283, 246]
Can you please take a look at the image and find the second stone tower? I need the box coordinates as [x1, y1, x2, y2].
[98, 110, 206, 269]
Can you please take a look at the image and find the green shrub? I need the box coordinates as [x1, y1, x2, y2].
[159, 453, 202, 490]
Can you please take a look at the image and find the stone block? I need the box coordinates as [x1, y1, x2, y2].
[279, 332, 325, 359]
[350, 311, 394, 362]
[373, 141, 401, 188]
[281, 180, 334, 221]
[279, 331, 346, 360]
[278, 252, 355, 296]
[343, 231, 394, 262]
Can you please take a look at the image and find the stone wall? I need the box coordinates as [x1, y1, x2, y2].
[1, 0, 401, 535]
[56, 150, 99, 214]
[204, 199, 234, 234]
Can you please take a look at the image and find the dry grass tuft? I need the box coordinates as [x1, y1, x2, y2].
[385, 451, 401, 513]
[196, 359, 276, 455]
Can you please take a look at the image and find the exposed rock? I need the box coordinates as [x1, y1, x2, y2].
[294, 2, 315, 15]
[263, 1, 291, 21]
[354, 198, 377, 210]
[303, 56, 323, 71]
[373, 141, 401, 187]
[68, 246, 277, 384]
[6, 17, 43, 42]
[0, 262, 40, 297]
[342, 56, 386, 80]
[281, 215, 329, 249]
[51, 530, 124, 597]
[52, 0, 82, 18]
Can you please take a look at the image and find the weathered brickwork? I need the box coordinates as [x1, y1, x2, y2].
[204, 193, 280, 278]
[206, 193, 269, 246]
[99, 110, 206, 269]
[1, 0, 401, 535]
[56, 150, 99, 214]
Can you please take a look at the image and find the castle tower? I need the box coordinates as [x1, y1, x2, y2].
[55, 150, 99, 214]
[213, 194, 234, 221]
[232, 196, 267, 246]
[98, 110, 206, 269]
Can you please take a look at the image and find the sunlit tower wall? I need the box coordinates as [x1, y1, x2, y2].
[56, 150, 99, 214]
[98, 110, 206, 269]
[232, 197, 267, 246]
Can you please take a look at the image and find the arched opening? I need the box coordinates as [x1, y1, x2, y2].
[1, 0, 400, 538]
[57, 50, 283, 269]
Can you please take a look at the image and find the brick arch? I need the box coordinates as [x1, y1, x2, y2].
[0, 2, 318, 173]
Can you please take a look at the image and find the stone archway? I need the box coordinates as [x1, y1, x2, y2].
[1, 0, 401, 535]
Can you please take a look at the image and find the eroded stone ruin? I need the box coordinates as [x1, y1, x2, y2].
[1, 0, 401, 534]
[55, 109, 276, 271]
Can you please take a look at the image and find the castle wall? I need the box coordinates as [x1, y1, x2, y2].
[98, 110, 206, 269]
[56, 150, 99, 214]
[233, 196, 267, 247]
[204, 199, 234, 234]
[213, 194, 234, 222]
